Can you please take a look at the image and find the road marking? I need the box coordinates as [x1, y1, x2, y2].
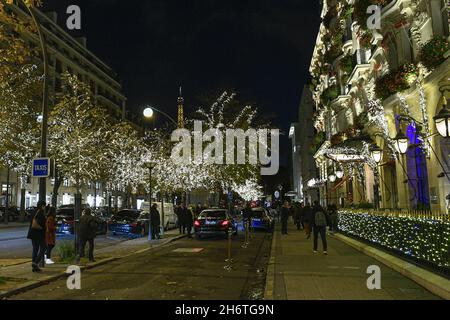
[172, 248, 204, 253]
[343, 266, 361, 270]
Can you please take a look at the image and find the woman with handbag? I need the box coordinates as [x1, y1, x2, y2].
[27, 201, 47, 272]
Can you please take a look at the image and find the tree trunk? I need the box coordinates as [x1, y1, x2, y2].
[52, 169, 63, 208]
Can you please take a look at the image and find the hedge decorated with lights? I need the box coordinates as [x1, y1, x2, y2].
[338, 210, 450, 272]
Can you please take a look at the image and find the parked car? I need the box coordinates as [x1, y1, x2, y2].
[250, 207, 274, 231]
[194, 209, 238, 239]
[56, 205, 107, 235]
[108, 209, 144, 236]
[0, 206, 20, 222]
[139, 202, 177, 231]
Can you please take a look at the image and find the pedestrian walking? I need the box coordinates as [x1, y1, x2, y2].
[328, 203, 338, 235]
[312, 201, 328, 255]
[302, 202, 313, 239]
[45, 207, 57, 265]
[78, 208, 98, 262]
[281, 201, 291, 235]
[27, 201, 47, 272]
[150, 203, 161, 240]
[242, 202, 252, 233]
[293, 202, 303, 230]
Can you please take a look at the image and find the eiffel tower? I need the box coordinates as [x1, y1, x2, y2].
[177, 86, 184, 129]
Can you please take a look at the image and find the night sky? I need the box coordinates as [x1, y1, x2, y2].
[42, 0, 321, 167]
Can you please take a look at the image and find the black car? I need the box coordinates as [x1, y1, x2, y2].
[108, 209, 144, 236]
[194, 209, 238, 239]
[56, 205, 107, 235]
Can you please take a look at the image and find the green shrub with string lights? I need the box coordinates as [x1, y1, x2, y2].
[338, 210, 450, 271]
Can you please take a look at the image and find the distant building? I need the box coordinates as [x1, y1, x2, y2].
[0, 4, 127, 210]
[298, 86, 319, 205]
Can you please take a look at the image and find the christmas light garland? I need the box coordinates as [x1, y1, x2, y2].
[338, 210, 450, 270]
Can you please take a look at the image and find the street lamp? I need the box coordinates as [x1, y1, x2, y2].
[142, 106, 177, 126]
[328, 174, 337, 183]
[434, 93, 450, 138]
[335, 169, 344, 179]
[370, 144, 383, 164]
[394, 130, 409, 154]
[17, 0, 50, 203]
[143, 107, 154, 119]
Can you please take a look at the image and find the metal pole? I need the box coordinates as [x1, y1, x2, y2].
[18, 1, 50, 205]
[148, 166, 153, 241]
[5, 167, 10, 224]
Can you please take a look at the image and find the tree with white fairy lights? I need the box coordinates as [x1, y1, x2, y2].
[0, 2, 42, 213]
[49, 72, 111, 200]
[190, 91, 266, 202]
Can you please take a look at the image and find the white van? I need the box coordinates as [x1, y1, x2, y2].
[140, 201, 177, 230]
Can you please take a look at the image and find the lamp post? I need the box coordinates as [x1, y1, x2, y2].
[16, 1, 50, 204]
[142, 106, 176, 239]
[370, 144, 383, 209]
[143, 106, 177, 127]
[434, 88, 450, 138]
[394, 130, 409, 155]
[145, 161, 155, 241]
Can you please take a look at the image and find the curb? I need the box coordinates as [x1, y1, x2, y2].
[0, 237, 26, 242]
[0, 234, 186, 299]
[335, 233, 450, 300]
[263, 229, 277, 300]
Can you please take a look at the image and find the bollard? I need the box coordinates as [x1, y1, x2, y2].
[224, 225, 234, 271]
[241, 219, 249, 248]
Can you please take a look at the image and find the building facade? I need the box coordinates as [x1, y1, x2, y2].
[309, 0, 450, 212]
[0, 4, 127, 210]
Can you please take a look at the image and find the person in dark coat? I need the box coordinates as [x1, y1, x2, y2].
[182, 206, 194, 238]
[242, 202, 252, 232]
[312, 201, 328, 255]
[280, 201, 292, 235]
[150, 203, 161, 240]
[302, 203, 313, 239]
[293, 202, 303, 230]
[78, 208, 98, 262]
[27, 201, 47, 272]
[175, 205, 183, 234]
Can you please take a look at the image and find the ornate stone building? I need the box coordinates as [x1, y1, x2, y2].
[309, 0, 450, 213]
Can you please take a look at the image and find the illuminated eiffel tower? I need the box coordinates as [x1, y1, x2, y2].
[177, 86, 184, 129]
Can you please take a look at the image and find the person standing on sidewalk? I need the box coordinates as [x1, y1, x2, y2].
[183, 206, 194, 238]
[281, 201, 291, 235]
[175, 205, 183, 234]
[78, 208, 98, 262]
[45, 207, 57, 265]
[312, 201, 328, 255]
[150, 203, 161, 240]
[293, 202, 303, 230]
[27, 201, 47, 272]
[302, 202, 313, 239]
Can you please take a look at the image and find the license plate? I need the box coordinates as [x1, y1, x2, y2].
[205, 220, 217, 225]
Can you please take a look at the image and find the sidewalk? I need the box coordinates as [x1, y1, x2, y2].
[264, 224, 440, 300]
[0, 229, 185, 298]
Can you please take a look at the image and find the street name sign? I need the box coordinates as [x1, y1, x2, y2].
[32, 158, 50, 178]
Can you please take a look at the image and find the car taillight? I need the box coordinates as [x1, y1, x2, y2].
[130, 223, 137, 228]
[194, 220, 201, 227]
[221, 220, 230, 227]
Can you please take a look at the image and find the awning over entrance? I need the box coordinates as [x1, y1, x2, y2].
[324, 138, 370, 163]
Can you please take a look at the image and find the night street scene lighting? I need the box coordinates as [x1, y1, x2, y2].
[0, 0, 449, 313]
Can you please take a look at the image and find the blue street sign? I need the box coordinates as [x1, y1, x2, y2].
[32, 158, 50, 178]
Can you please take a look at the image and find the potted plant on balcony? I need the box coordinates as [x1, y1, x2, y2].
[375, 63, 418, 100]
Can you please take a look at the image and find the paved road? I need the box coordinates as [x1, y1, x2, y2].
[0, 226, 143, 260]
[9, 231, 273, 300]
